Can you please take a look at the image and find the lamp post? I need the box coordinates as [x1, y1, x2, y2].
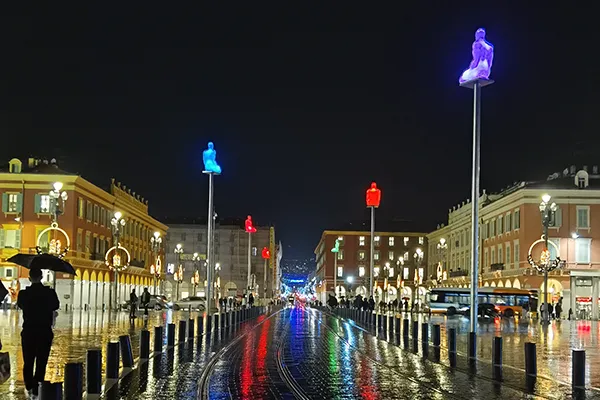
[192, 252, 202, 295]
[191, 270, 200, 296]
[47, 181, 69, 288]
[262, 247, 271, 302]
[215, 262, 221, 301]
[150, 231, 162, 295]
[414, 249, 424, 308]
[536, 194, 559, 324]
[107, 211, 127, 310]
[331, 239, 340, 299]
[383, 262, 391, 304]
[174, 243, 184, 300]
[202, 141, 222, 314]
[245, 216, 257, 306]
[346, 276, 354, 298]
[437, 238, 448, 284]
[366, 182, 382, 298]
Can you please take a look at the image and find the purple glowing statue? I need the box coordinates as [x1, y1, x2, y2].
[459, 28, 494, 84]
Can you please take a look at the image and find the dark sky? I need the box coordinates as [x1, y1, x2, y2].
[2, 4, 599, 258]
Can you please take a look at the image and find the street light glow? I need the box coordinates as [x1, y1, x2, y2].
[542, 194, 551, 203]
[154, 231, 160, 239]
[53, 182, 63, 192]
[346, 276, 354, 283]
[572, 232, 580, 239]
[114, 211, 122, 220]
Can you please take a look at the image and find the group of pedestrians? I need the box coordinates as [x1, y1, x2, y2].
[128, 288, 151, 320]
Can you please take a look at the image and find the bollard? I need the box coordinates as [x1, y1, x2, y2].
[468, 332, 477, 360]
[395, 317, 401, 335]
[212, 314, 218, 331]
[167, 323, 176, 347]
[412, 320, 419, 340]
[178, 320, 187, 343]
[140, 329, 150, 359]
[220, 313, 225, 329]
[382, 315, 387, 331]
[448, 328, 457, 353]
[119, 335, 134, 368]
[106, 341, 120, 379]
[154, 326, 163, 352]
[388, 315, 393, 333]
[403, 319, 409, 337]
[64, 362, 83, 400]
[421, 323, 429, 344]
[86, 349, 102, 395]
[572, 349, 585, 388]
[197, 316, 204, 335]
[432, 325, 441, 347]
[188, 318, 195, 338]
[492, 336, 502, 367]
[524, 342, 537, 377]
[40, 381, 62, 400]
[371, 313, 376, 327]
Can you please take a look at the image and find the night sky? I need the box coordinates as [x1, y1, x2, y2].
[2, 4, 599, 258]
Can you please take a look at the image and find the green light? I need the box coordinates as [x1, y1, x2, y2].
[331, 239, 340, 253]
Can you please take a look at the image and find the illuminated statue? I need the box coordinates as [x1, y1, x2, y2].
[245, 215, 257, 233]
[459, 28, 494, 84]
[202, 142, 222, 174]
[331, 239, 340, 253]
[366, 182, 381, 208]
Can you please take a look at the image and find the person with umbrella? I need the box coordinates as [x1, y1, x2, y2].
[17, 268, 60, 399]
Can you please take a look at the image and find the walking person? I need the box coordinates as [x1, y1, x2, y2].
[140, 288, 151, 317]
[129, 289, 138, 320]
[248, 293, 255, 308]
[17, 268, 60, 399]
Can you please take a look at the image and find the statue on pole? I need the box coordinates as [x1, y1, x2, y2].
[459, 28, 494, 84]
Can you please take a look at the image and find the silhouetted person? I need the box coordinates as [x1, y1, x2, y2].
[368, 296, 375, 311]
[248, 293, 255, 307]
[140, 288, 151, 316]
[129, 289, 138, 319]
[17, 268, 60, 399]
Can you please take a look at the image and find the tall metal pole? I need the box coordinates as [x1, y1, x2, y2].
[469, 81, 482, 334]
[206, 173, 214, 313]
[369, 206, 375, 298]
[247, 232, 252, 303]
[333, 254, 338, 299]
[543, 224, 549, 324]
[263, 258, 267, 301]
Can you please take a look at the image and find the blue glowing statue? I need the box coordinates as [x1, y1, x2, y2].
[202, 142, 222, 174]
[459, 28, 494, 84]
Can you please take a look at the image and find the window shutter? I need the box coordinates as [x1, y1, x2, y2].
[0, 229, 4, 248]
[555, 208, 563, 227]
[16, 193, 23, 212]
[1, 193, 7, 213]
[15, 230, 21, 249]
[34, 194, 41, 213]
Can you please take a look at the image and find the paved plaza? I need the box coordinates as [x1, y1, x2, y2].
[0, 306, 599, 399]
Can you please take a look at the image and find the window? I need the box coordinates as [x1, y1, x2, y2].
[505, 245, 511, 268]
[197, 233, 203, 242]
[419, 237, 424, 245]
[5, 268, 13, 278]
[374, 266, 380, 277]
[388, 268, 394, 278]
[252, 247, 257, 256]
[181, 233, 187, 241]
[388, 251, 394, 260]
[337, 266, 343, 277]
[78, 198, 85, 218]
[490, 220, 496, 237]
[549, 207, 562, 228]
[497, 244, 503, 263]
[359, 266, 365, 277]
[403, 267, 409, 280]
[374, 250, 380, 260]
[100, 208, 106, 226]
[404, 237, 409, 246]
[418, 268, 424, 283]
[484, 248, 489, 269]
[359, 236, 365, 246]
[389, 237, 395, 246]
[575, 238, 591, 263]
[483, 222, 489, 239]
[491, 247, 496, 264]
[577, 206, 590, 229]
[548, 238, 560, 260]
[93, 205, 99, 224]
[505, 214, 511, 234]
[514, 240, 520, 266]
[85, 232, 91, 253]
[358, 250, 366, 260]
[497, 216, 503, 235]
[2, 229, 21, 248]
[513, 209, 521, 230]
[86, 203, 92, 221]
[403, 252, 409, 261]
[337, 250, 344, 260]
[2, 193, 21, 213]
[39, 195, 51, 213]
[77, 230, 83, 252]
[374, 236, 380, 246]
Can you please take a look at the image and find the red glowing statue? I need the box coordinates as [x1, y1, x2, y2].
[245, 215, 257, 233]
[366, 182, 381, 208]
[262, 247, 271, 259]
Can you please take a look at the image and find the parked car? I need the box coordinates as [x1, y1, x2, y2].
[122, 295, 169, 311]
[169, 296, 206, 311]
[459, 303, 501, 319]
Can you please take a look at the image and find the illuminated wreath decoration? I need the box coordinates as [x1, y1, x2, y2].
[105, 243, 131, 272]
[36, 222, 70, 259]
[527, 235, 564, 273]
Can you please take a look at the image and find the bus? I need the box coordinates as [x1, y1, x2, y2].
[426, 287, 538, 317]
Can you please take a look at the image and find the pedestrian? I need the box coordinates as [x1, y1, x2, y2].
[555, 302, 562, 320]
[140, 287, 151, 317]
[568, 308, 573, 320]
[129, 289, 138, 320]
[17, 268, 60, 399]
[248, 293, 255, 308]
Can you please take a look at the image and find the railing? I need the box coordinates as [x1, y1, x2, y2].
[449, 269, 468, 277]
[131, 259, 145, 268]
[491, 263, 505, 271]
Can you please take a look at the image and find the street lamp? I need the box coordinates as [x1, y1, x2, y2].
[437, 238, 448, 283]
[366, 182, 382, 298]
[245, 216, 257, 306]
[192, 252, 202, 295]
[107, 211, 128, 310]
[262, 247, 271, 301]
[150, 231, 162, 294]
[174, 243, 184, 300]
[414, 248, 424, 308]
[215, 262, 221, 301]
[346, 275, 354, 297]
[383, 262, 391, 304]
[49, 182, 68, 224]
[191, 270, 200, 296]
[331, 239, 341, 299]
[528, 194, 562, 324]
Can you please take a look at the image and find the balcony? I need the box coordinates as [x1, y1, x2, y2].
[90, 252, 105, 261]
[449, 269, 468, 278]
[130, 259, 145, 268]
[490, 263, 504, 271]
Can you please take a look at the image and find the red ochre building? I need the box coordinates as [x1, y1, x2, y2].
[0, 157, 167, 309]
[314, 221, 428, 305]
[428, 165, 600, 320]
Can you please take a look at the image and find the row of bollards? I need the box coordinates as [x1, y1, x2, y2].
[38, 306, 273, 400]
[332, 307, 588, 390]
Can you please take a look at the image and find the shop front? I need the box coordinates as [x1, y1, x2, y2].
[569, 271, 600, 320]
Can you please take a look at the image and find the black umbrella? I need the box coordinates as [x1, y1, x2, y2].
[0, 281, 7, 302]
[7, 253, 77, 275]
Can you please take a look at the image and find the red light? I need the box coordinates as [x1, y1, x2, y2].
[262, 247, 271, 259]
[366, 182, 381, 208]
[245, 215, 257, 233]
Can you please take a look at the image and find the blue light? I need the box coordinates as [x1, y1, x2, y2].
[202, 141, 222, 174]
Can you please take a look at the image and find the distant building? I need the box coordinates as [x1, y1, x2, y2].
[428, 165, 600, 319]
[163, 217, 277, 301]
[0, 157, 167, 309]
[313, 221, 429, 305]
